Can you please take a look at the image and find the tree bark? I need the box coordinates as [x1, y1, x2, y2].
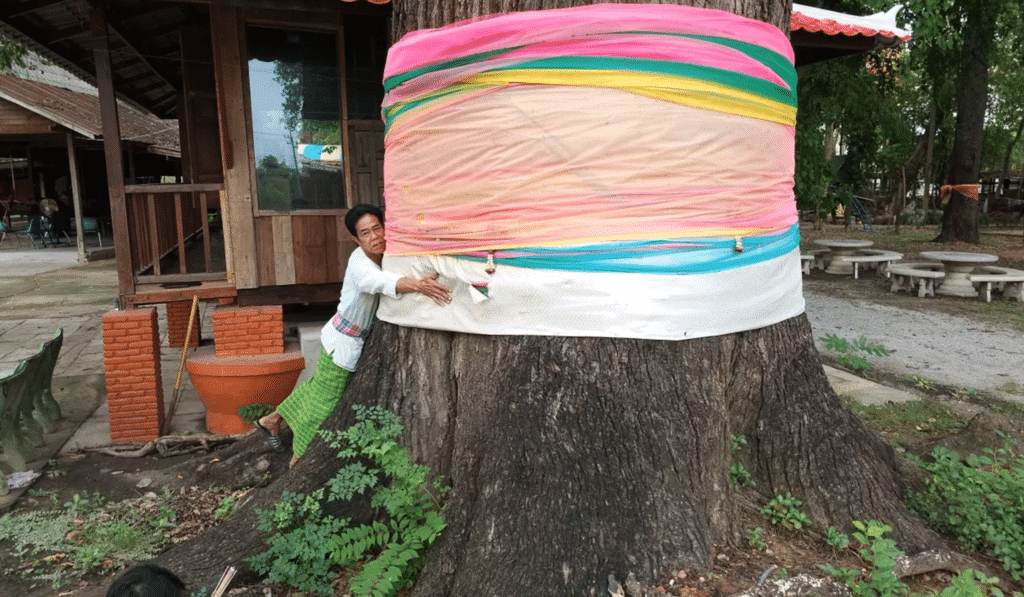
[935, 191, 980, 244]
[923, 100, 937, 212]
[390, 0, 790, 40]
[361, 318, 942, 597]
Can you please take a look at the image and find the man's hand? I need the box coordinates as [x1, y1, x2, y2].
[399, 272, 451, 306]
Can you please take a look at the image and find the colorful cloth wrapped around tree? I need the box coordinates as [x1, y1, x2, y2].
[378, 3, 804, 341]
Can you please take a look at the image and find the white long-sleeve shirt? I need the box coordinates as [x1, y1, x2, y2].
[320, 247, 402, 371]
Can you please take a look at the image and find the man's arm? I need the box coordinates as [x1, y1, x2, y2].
[397, 272, 451, 306]
[351, 250, 451, 306]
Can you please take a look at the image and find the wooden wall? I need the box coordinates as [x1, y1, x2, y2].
[0, 98, 56, 135]
[210, 5, 385, 295]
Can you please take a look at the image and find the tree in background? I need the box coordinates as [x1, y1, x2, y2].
[983, 9, 1024, 202]
[794, 35, 920, 228]
[902, 0, 1022, 243]
[797, 0, 1024, 233]
[0, 33, 27, 72]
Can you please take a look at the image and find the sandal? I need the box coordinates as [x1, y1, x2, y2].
[255, 420, 284, 452]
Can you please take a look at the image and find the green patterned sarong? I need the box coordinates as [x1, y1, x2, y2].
[277, 346, 351, 458]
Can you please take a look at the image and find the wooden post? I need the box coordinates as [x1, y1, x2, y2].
[26, 146, 35, 199]
[92, 4, 134, 306]
[210, 5, 257, 289]
[66, 133, 87, 263]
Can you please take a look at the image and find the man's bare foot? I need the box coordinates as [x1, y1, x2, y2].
[256, 412, 284, 452]
[257, 412, 283, 435]
[289, 455, 299, 468]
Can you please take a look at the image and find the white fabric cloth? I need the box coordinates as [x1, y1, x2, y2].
[378, 249, 806, 340]
[320, 247, 402, 370]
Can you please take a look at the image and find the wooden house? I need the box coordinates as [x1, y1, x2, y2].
[0, 0, 908, 443]
[0, 73, 179, 258]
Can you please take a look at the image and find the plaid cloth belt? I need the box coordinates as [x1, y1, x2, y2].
[331, 313, 368, 338]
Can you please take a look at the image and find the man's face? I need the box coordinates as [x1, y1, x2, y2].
[353, 213, 386, 258]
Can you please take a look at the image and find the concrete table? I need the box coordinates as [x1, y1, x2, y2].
[813, 239, 874, 275]
[920, 251, 999, 297]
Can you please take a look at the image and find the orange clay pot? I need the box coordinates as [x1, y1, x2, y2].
[185, 342, 306, 434]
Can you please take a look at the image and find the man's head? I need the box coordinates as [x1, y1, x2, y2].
[345, 203, 386, 259]
[106, 564, 185, 597]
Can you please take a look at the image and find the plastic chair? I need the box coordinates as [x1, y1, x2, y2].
[13, 349, 47, 447]
[35, 328, 64, 429]
[0, 362, 31, 472]
[82, 217, 103, 247]
[25, 216, 49, 248]
[0, 219, 25, 248]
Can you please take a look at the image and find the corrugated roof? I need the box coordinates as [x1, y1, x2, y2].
[8, 52, 98, 96]
[0, 73, 179, 157]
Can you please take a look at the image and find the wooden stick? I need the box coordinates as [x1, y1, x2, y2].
[211, 565, 237, 597]
[163, 295, 199, 435]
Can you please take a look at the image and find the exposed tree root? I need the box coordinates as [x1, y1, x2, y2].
[77, 433, 245, 458]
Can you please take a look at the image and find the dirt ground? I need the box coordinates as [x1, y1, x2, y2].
[4, 223, 1024, 597]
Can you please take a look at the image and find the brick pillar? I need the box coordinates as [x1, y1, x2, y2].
[166, 300, 200, 348]
[212, 305, 285, 356]
[102, 307, 164, 443]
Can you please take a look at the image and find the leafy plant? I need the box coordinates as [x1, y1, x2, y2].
[760, 493, 811, 530]
[820, 334, 892, 373]
[249, 405, 448, 597]
[824, 525, 849, 550]
[730, 434, 752, 489]
[937, 569, 1011, 597]
[820, 520, 907, 597]
[730, 462, 752, 489]
[238, 403, 275, 426]
[951, 387, 979, 400]
[821, 521, 1019, 597]
[214, 496, 236, 521]
[745, 526, 767, 551]
[909, 375, 936, 391]
[907, 437, 1024, 580]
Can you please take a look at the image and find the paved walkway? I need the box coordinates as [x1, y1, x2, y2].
[0, 243, 211, 508]
[0, 244, 922, 508]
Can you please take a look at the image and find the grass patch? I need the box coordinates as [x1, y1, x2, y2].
[978, 396, 1024, 419]
[849, 399, 967, 442]
[971, 300, 1024, 333]
[997, 380, 1024, 396]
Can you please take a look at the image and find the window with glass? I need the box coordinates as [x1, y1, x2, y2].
[247, 26, 344, 211]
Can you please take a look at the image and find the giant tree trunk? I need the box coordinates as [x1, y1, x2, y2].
[156, 317, 941, 594]
[155, 1, 944, 593]
[935, 0, 991, 244]
[362, 318, 942, 596]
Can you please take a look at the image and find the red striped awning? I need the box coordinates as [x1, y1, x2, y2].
[791, 3, 912, 41]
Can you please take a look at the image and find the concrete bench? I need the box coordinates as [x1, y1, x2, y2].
[888, 262, 945, 298]
[967, 266, 1024, 303]
[845, 250, 904, 279]
[801, 249, 830, 275]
